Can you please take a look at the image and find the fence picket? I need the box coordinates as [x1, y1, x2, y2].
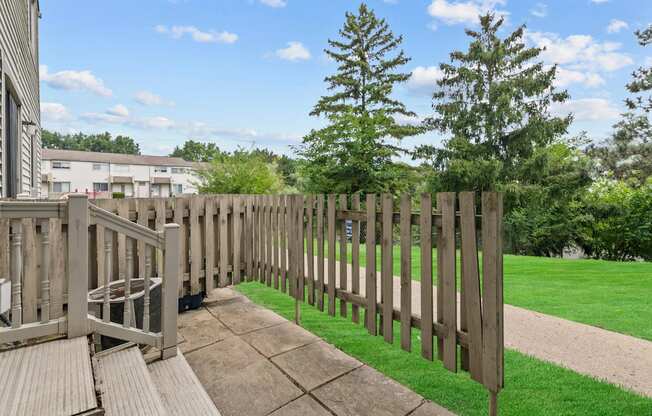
[233, 196, 242, 285]
[316, 195, 325, 311]
[420, 194, 433, 360]
[280, 195, 288, 293]
[306, 195, 315, 305]
[327, 194, 336, 316]
[400, 194, 412, 352]
[205, 197, 215, 291]
[439, 192, 457, 372]
[381, 194, 393, 343]
[351, 194, 360, 324]
[189, 197, 202, 295]
[365, 194, 377, 335]
[266, 196, 273, 287]
[173, 197, 185, 296]
[219, 196, 229, 287]
[272, 196, 280, 289]
[339, 195, 348, 317]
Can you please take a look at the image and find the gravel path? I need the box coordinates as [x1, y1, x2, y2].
[313, 258, 652, 398]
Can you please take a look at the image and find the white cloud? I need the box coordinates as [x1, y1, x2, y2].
[406, 66, 444, 95]
[106, 104, 129, 118]
[134, 90, 175, 107]
[40, 65, 112, 97]
[427, 0, 507, 25]
[41, 102, 72, 123]
[275, 42, 311, 61]
[527, 31, 634, 72]
[155, 25, 238, 44]
[259, 0, 287, 7]
[554, 67, 605, 88]
[591, 0, 608, 3]
[530, 3, 547, 18]
[552, 98, 620, 121]
[607, 19, 628, 34]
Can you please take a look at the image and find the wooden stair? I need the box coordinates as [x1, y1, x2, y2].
[0, 338, 220, 416]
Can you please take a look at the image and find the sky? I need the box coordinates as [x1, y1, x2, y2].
[39, 0, 652, 157]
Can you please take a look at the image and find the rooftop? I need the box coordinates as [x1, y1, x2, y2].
[42, 148, 202, 168]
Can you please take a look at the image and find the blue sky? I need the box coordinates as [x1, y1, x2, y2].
[40, 0, 651, 156]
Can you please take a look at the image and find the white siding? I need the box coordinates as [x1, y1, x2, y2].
[0, 0, 41, 197]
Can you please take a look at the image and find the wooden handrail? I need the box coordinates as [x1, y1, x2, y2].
[0, 201, 67, 219]
[89, 204, 164, 249]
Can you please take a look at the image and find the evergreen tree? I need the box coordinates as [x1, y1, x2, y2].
[299, 3, 420, 195]
[417, 13, 572, 192]
[626, 25, 652, 113]
[170, 140, 223, 162]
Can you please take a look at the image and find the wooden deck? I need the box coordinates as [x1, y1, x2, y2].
[0, 337, 97, 416]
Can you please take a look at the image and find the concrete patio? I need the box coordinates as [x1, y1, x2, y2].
[178, 287, 455, 416]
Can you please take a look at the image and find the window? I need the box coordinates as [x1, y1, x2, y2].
[52, 182, 70, 193]
[173, 184, 183, 195]
[171, 167, 185, 174]
[52, 161, 70, 169]
[92, 163, 109, 172]
[112, 164, 130, 173]
[154, 166, 168, 173]
[93, 182, 109, 192]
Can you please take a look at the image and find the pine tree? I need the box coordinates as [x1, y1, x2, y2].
[417, 13, 572, 191]
[626, 25, 652, 112]
[299, 3, 419, 194]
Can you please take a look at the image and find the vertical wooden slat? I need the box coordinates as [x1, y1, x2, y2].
[252, 196, 259, 282]
[420, 193, 433, 360]
[155, 199, 166, 277]
[205, 197, 215, 292]
[67, 195, 89, 338]
[272, 196, 280, 289]
[137, 200, 149, 283]
[365, 194, 377, 335]
[21, 218, 37, 323]
[162, 224, 180, 359]
[287, 196, 295, 297]
[173, 197, 186, 296]
[482, 192, 504, 393]
[351, 194, 360, 323]
[280, 195, 288, 293]
[381, 193, 393, 343]
[219, 196, 230, 287]
[338, 195, 348, 318]
[257, 195, 264, 283]
[400, 194, 412, 352]
[0, 219, 9, 290]
[297, 195, 305, 302]
[233, 196, 242, 284]
[103, 230, 112, 323]
[316, 195, 325, 311]
[306, 195, 315, 305]
[143, 242, 153, 333]
[327, 195, 337, 316]
[40, 219, 51, 324]
[245, 196, 253, 281]
[439, 192, 457, 372]
[266, 195, 273, 287]
[189, 197, 202, 295]
[460, 192, 483, 381]
[117, 202, 129, 287]
[10, 220, 23, 328]
[49, 218, 64, 319]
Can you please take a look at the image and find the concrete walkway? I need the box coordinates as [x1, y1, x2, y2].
[179, 288, 455, 416]
[317, 259, 652, 398]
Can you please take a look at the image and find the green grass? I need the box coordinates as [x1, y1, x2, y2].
[236, 282, 652, 416]
[325, 242, 652, 341]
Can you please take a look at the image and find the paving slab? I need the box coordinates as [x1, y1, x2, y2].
[177, 308, 232, 353]
[271, 340, 363, 391]
[410, 401, 456, 416]
[204, 287, 246, 306]
[241, 321, 319, 357]
[185, 336, 265, 385]
[268, 395, 332, 416]
[204, 360, 302, 416]
[313, 366, 423, 416]
[208, 297, 287, 334]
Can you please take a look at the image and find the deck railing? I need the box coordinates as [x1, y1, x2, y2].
[0, 195, 179, 360]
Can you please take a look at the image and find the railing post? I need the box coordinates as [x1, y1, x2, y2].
[67, 194, 89, 338]
[161, 223, 180, 359]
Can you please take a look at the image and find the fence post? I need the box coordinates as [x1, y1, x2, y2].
[162, 223, 180, 359]
[67, 194, 89, 338]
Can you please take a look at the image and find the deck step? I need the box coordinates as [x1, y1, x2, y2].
[94, 345, 168, 416]
[0, 337, 97, 416]
[148, 350, 221, 416]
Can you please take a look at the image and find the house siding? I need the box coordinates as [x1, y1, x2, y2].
[0, 0, 41, 197]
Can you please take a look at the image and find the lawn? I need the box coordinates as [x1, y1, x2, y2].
[325, 243, 652, 341]
[236, 282, 652, 416]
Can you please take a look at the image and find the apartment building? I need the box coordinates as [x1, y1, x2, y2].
[41, 148, 204, 199]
